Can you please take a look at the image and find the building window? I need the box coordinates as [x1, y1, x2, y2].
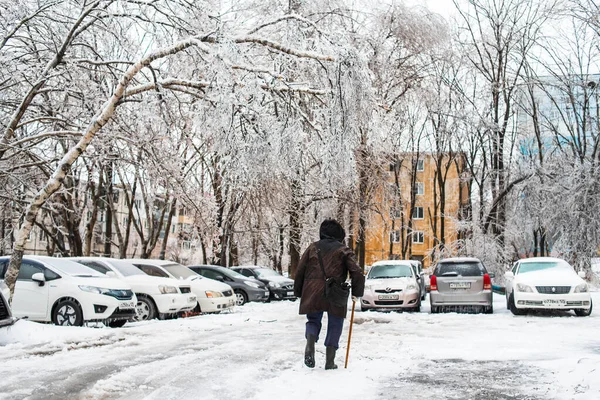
[134, 199, 142, 209]
[390, 207, 401, 219]
[412, 231, 424, 244]
[390, 230, 401, 243]
[416, 159, 424, 172]
[416, 182, 424, 196]
[412, 207, 424, 219]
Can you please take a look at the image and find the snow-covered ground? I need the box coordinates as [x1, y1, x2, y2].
[2, 293, 599, 400]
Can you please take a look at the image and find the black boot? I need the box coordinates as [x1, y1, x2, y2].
[304, 334, 316, 368]
[325, 346, 338, 370]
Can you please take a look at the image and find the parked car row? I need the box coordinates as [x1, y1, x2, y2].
[361, 256, 593, 317]
[0, 256, 297, 328]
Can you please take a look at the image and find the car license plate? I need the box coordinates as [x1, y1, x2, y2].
[287, 291, 294, 296]
[450, 282, 471, 289]
[188, 296, 196, 303]
[543, 299, 566, 306]
[378, 294, 399, 300]
[119, 301, 135, 309]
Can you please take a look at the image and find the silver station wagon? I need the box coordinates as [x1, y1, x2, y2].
[429, 257, 494, 314]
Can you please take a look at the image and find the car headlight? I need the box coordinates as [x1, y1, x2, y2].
[268, 282, 281, 288]
[79, 285, 111, 295]
[516, 283, 533, 293]
[205, 290, 223, 298]
[244, 281, 261, 288]
[405, 284, 418, 291]
[158, 285, 178, 294]
[574, 283, 589, 293]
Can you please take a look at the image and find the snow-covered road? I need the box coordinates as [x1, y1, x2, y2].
[2, 293, 599, 400]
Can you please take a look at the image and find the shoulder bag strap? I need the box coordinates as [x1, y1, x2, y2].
[316, 242, 328, 281]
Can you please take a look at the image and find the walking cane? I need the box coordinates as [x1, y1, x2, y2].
[344, 298, 356, 369]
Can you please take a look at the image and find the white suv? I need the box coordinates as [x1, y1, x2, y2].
[129, 259, 236, 313]
[70, 257, 197, 321]
[0, 256, 136, 327]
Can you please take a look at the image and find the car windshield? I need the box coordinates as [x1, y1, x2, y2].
[163, 263, 197, 279]
[254, 268, 280, 277]
[215, 266, 245, 279]
[435, 262, 485, 277]
[368, 264, 414, 279]
[110, 260, 146, 276]
[518, 261, 571, 274]
[40, 258, 103, 277]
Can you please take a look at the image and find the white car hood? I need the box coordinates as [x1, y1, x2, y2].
[71, 276, 132, 290]
[187, 276, 232, 292]
[366, 277, 416, 289]
[515, 268, 584, 287]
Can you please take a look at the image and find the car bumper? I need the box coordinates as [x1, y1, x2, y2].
[361, 289, 420, 310]
[81, 293, 137, 321]
[269, 287, 296, 300]
[247, 287, 270, 302]
[198, 295, 236, 312]
[513, 292, 592, 309]
[430, 290, 493, 307]
[153, 293, 196, 314]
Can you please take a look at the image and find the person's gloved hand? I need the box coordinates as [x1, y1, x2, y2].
[352, 296, 358, 302]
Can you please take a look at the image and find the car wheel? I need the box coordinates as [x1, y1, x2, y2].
[508, 293, 526, 316]
[574, 299, 593, 317]
[234, 290, 248, 306]
[107, 319, 127, 328]
[52, 299, 83, 327]
[135, 295, 157, 321]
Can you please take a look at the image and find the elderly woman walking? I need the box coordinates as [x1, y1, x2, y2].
[294, 219, 365, 370]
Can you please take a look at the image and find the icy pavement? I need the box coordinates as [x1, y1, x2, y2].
[1, 293, 599, 400]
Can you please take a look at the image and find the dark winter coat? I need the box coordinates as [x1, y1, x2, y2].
[294, 239, 365, 319]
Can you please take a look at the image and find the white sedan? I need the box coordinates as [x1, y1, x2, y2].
[505, 257, 592, 317]
[0, 256, 137, 327]
[129, 259, 236, 313]
[360, 260, 422, 312]
[70, 257, 197, 322]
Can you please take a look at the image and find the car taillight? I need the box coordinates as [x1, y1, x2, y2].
[430, 275, 437, 291]
[483, 273, 491, 290]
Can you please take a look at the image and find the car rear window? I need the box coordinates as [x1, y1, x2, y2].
[435, 262, 485, 277]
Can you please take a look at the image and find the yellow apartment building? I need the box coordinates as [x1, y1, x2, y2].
[362, 153, 470, 268]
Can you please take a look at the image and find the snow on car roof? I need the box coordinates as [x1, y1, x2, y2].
[126, 259, 179, 266]
[372, 260, 415, 266]
[437, 257, 481, 263]
[519, 257, 569, 264]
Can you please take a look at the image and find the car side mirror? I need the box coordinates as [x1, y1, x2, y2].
[106, 271, 117, 278]
[214, 275, 225, 282]
[504, 271, 514, 279]
[488, 272, 495, 278]
[31, 272, 46, 286]
[578, 271, 586, 279]
[416, 275, 421, 280]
